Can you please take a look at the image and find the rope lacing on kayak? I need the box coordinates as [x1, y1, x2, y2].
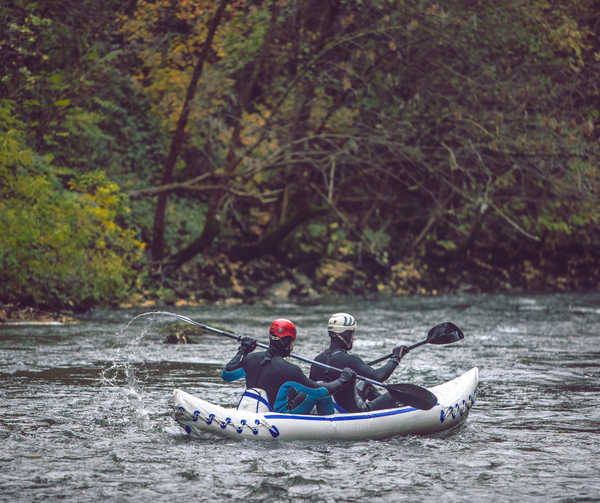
[439, 389, 477, 423]
[172, 406, 280, 437]
[258, 419, 280, 437]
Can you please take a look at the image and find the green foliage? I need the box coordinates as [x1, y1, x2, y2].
[3, 0, 600, 307]
[0, 102, 144, 310]
[1, 0, 166, 183]
[307, 223, 327, 239]
[362, 229, 391, 256]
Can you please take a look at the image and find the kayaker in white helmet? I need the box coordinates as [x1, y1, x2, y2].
[309, 313, 409, 412]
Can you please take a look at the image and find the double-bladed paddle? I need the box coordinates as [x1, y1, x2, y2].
[154, 311, 438, 411]
[367, 322, 465, 366]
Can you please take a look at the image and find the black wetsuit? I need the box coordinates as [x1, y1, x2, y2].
[309, 338, 400, 412]
[225, 345, 343, 411]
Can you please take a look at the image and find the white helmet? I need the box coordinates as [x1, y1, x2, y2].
[327, 313, 357, 335]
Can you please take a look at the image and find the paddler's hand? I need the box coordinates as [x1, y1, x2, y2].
[239, 336, 258, 355]
[339, 367, 357, 388]
[390, 345, 409, 364]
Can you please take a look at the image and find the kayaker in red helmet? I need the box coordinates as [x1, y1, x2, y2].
[309, 313, 409, 412]
[223, 318, 356, 413]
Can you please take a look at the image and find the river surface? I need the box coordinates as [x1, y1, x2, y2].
[1, 293, 599, 502]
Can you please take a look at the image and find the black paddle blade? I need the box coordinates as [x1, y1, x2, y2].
[426, 322, 464, 345]
[386, 383, 438, 410]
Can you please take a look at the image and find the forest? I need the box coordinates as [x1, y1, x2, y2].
[1, 0, 599, 313]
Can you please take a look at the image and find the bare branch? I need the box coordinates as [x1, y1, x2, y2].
[489, 201, 541, 242]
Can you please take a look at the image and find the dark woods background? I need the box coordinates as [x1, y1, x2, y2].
[1, 0, 599, 312]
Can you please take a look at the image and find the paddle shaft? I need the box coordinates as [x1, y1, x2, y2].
[367, 340, 428, 366]
[157, 312, 396, 390]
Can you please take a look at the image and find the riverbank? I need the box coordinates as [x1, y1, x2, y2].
[3, 249, 597, 324]
[121, 250, 598, 309]
[0, 304, 79, 325]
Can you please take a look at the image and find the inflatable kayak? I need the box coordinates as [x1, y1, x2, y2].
[172, 367, 478, 441]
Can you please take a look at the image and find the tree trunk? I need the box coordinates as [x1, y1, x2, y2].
[455, 204, 489, 258]
[150, 0, 230, 260]
[166, 196, 222, 269]
[162, 1, 284, 269]
[228, 205, 331, 261]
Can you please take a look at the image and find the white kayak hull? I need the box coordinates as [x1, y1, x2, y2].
[172, 367, 479, 441]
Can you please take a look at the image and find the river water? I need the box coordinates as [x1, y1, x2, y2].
[1, 293, 599, 502]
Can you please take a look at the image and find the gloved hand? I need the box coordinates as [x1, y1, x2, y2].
[338, 367, 357, 387]
[238, 336, 257, 355]
[392, 345, 409, 358]
[321, 367, 357, 395]
[390, 345, 409, 364]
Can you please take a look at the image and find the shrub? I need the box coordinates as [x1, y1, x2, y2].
[0, 101, 144, 310]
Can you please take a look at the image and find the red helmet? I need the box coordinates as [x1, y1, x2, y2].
[269, 318, 297, 339]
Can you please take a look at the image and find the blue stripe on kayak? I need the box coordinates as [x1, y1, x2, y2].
[263, 404, 439, 421]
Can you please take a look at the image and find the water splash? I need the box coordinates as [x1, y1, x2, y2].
[99, 311, 165, 430]
[98, 310, 217, 429]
